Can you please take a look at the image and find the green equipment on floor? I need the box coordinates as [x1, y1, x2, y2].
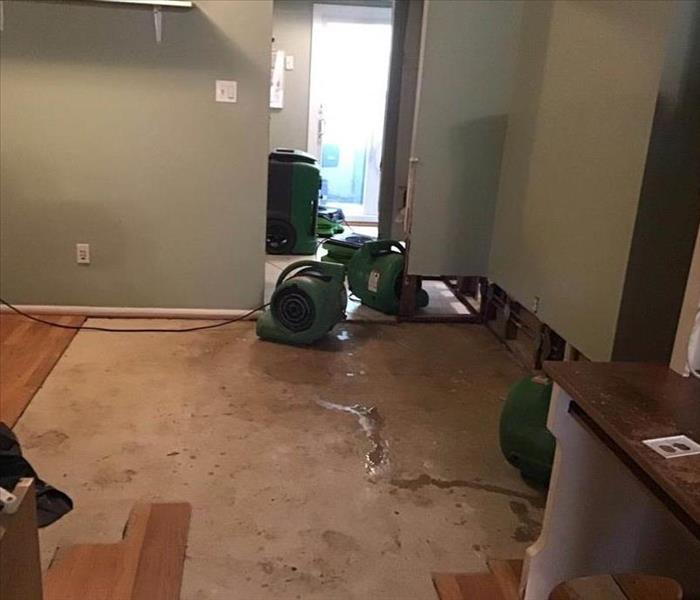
[499, 375, 556, 485]
[266, 149, 320, 255]
[321, 233, 375, 266]
[316, 207, 345, 238]
[257, 260, 347, 345]
[347, 240, 428, 315]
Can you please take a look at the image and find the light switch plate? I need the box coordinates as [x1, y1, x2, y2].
[215, 80, 237, 103]
[285, 55, 295, 71]
[643, 435, 700, 459]
[76, 243, 90, 265]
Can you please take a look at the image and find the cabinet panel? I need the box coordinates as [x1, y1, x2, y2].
[407, 0, 523, 277]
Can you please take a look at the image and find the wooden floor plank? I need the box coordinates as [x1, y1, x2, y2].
[132, 503, 192, 600]
[614, 574, 684, 600]
[0, 480, 43, 600]
[44, 503, 191, 600]
[487, 559, 523, 600]
[433, 572, 506, 600]
[0, 313, 84, 427]
[433, 574, 467, 600]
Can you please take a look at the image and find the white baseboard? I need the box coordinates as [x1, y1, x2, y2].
[0, 304, 262, 320]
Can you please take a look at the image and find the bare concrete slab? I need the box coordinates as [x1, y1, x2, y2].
[15, 320, 543, 600]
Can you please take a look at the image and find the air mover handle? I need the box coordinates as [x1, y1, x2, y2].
[367, 240, 405, 258]
[276, 260, 324, 288]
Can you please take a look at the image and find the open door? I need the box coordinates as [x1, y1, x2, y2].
[403, 0, 523, 278]
[307, 3, 392, 224]
[380, 0, 523, 319]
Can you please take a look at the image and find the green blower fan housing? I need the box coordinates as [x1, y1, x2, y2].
[347, 240, 428, 315]
[257, 260, 347, 345]
[499, 375, 556, 486]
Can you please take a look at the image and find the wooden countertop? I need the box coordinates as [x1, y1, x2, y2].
[543, 361, 700, 537]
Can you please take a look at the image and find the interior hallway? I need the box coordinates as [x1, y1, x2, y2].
[13, 319, 543, 600]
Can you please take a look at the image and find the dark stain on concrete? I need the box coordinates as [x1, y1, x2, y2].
[321, 529, 361, 552]
[93, 467, 137, 486]
[23, 429, 68, 450]
[509, 500, 542, 542]
[390, 474, 545, 508]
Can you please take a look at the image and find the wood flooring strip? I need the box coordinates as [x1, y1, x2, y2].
[0, 313, 85, 427]
[433, 572, 506, 600]
[131, 503, 192, 600]
[487, 559, 523, 600]
[44, 503, 191, 600]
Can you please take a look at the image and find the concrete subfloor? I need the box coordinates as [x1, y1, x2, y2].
[16, 319, 544, 600]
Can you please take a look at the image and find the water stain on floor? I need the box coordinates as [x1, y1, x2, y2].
[390, 474, 545, 508]
[316, 399, 391, 481]
[509, 500, 542, 542]
[23, 429, 69, 450]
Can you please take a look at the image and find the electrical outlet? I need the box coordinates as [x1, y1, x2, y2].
[643, 435, 700, 459]
[76, 243, 90, 265]
[532, 296, 541, 314]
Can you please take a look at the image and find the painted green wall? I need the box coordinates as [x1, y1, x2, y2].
[270, 0, 313, 151]
[0, 0, 272, 309]
[489, 0, 674, 360]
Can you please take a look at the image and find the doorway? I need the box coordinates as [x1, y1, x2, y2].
[307, 3, 392, 224]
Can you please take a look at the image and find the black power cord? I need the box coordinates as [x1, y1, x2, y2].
[0, 297, 268, 333]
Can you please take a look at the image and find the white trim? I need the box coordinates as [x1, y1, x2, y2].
[93, 0, 193, 8]
[0, 304, 261, 320]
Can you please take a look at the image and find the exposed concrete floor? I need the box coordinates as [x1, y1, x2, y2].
[15, 319, 544, 600]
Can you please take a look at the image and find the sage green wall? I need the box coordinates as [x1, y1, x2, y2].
[270, 0, 313, 151]
[0, 0, 272, 309]
[488, 0, 674, 360]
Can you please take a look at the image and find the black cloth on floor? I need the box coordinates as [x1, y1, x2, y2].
[0, 422, 73, 527]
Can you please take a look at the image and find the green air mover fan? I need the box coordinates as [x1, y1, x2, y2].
[316, 207, 345, 238]
[499, 375, 556, 485]
[322, 232, 376, 266]
[256, 260, 347, 345]
[347, 240, 428, 315]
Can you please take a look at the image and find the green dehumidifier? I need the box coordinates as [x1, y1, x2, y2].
[256, 261, 347, 345]
[347, 240, 428, 315]
[499, 375, 556, 485]
[266, 149, 320, 255]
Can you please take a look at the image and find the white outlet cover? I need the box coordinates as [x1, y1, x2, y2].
[215, 80, 237, 103]
[642, 435, 700, 459]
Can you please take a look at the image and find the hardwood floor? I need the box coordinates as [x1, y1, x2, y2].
[432, 560, 523, 600]
[44, 503, 191, 600]
[0, 313, 85, 427]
